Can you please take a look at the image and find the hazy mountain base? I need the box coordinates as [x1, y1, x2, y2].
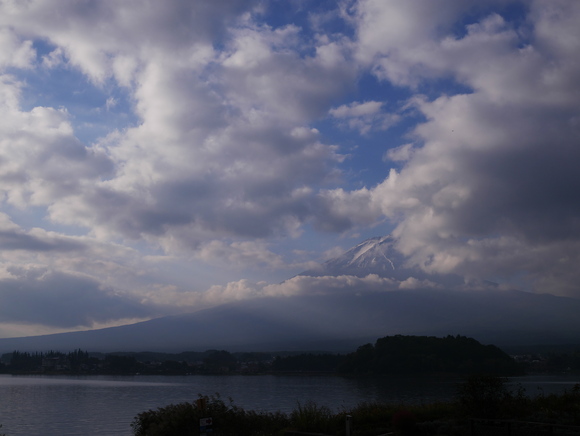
[2, 235, 580, 354]
[1, 289, 580, 354]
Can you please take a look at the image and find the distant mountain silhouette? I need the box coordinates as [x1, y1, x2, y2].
[0, 288, 579, 353]
[0, 236, 579, 353]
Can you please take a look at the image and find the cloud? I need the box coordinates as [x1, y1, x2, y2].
[195, 240, 286, 269]
[0, 0, 355, 251]
[0, 229, 83, 253]
[314, 187, 380, 232]
[320, 0, 580, 295]
[384, 143, 415, 162]
[193, 272, 484, 309]
[41, 47, 65, 69]
[329, 101, 400, 135]
[0, 0, 580, 335]
[0, 268, 152, 328]
[0, 27, 35, 69]
[265, 274, 398, 296]
[0, 215, 187, 329]
[188, 275, 394, 308]
[0, 76, 114, 208]
[330, 101, 382, 118]
[351, 0, 471, 86]
[0, 0, 255, 83]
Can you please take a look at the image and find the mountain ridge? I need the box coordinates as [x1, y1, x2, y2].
[0, 287, 579, 353]
[0, 236, 578, 353]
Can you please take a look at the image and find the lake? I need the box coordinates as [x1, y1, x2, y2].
[0, 373, 577, 435]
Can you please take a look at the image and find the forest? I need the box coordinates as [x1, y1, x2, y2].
[2, 334, 580, 376]
[337, 334, 523, 375]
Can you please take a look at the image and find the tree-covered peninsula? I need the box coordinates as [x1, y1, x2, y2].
[338, 334, 523, 376]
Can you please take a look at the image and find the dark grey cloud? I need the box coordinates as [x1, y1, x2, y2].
[0, 269, 154, 328]
[0, 230, 85, 252]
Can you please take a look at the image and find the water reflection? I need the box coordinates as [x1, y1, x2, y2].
[0, 374, 577, 435]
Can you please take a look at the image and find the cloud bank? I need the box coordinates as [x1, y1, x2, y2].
[321, 0, 580, 295]
[0, 0, 579, 334]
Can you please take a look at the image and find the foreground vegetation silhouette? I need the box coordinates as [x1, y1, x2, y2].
[132, 376, 580, 435]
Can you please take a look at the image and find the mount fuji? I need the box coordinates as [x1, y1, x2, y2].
[301, 235, 464, 287]
[303, 235, 404, 277]
[0, 236, 579, 353]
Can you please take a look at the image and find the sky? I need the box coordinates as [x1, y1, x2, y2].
[0, 0, 579, 338]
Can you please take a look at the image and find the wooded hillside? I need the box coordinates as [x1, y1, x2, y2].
[338, 335, 522, 375]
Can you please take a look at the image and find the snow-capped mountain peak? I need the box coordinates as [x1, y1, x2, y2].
[301, 235, 406, 278]
[300, 235, 464, 287]
[334, 236, 398, 270]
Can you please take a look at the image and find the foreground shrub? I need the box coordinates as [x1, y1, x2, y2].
[530, 383, 580, 426]
[132, 402, 197, 436]
[289, 401, 338, 434]
[131, 393, 289, 436]
[132, 380, 580, 435]
[456, 374, 514, 418]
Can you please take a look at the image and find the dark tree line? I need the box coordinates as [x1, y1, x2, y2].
[0, 349, 273, 375]
[4, 349, 96, 373]
[0, 335, 532, 376]
[268, 335, 524, 375]
[338, 335, 523, 375]
[271, 353, 344, 372]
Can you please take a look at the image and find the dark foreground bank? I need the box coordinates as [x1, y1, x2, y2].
[132, 375, 580, 435]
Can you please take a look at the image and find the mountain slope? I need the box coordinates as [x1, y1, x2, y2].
[1, 235, 578, 353]
[1, 288, 579, 353]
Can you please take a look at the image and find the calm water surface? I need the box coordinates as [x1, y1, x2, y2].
[0, 374, 577, 436]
